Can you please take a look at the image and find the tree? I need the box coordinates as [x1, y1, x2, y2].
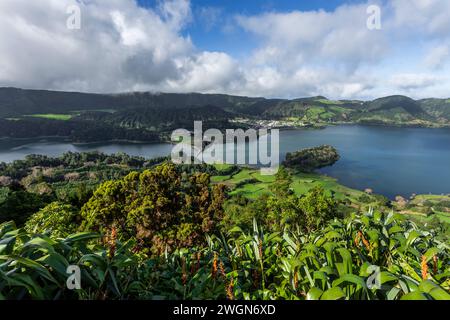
[0, 187, 49, 225]
[266, 195, 302, 230]
[81, 163, 226, 254]
[298, 186, 338, 232]
[265, 186, 338, 232]
[269, 166, 293, 197]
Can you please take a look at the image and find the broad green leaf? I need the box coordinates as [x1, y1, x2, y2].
[332, 274, 367, 290]
[0, 236, 16, 255]
[379, 271, 399, 284]
[423, 248, 440, 262]
[4, 273, 46, 299]
[336, 248, 353, 275]
[36, 253, 69, 277]
[7, 255, 58, 284]
[387, 287, 401, 300]
[63, 232, 100, 244]
[401, 291, 428, 300]
[406, 230, 421, 247]
[419, 280, 450, 300]
[321, 287, 346, 300]
[306, 287, 323, 300]
[79, 254, 107, 270]
[388, 225, 404, 235]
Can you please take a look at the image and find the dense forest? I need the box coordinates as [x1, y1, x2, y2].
[0, 151, 448, 300]
[1, 88, 449, 143]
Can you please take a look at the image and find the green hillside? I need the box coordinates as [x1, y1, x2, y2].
[0, 88, 449, 143]
[420, 98, 450, 122]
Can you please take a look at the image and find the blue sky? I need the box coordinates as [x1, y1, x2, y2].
[138, 0, 368, 13]
[137, 0, 370, 56]
[0, 0, 449, 99]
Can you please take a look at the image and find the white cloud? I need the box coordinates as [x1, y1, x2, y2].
[424, 45, 449, 69]
[390, 0, 450, 38]
[236, 4, 388, 70]
[233, 0, 450, 99]
[166, 52, 240, 93]
[389, 73, 441, 90]
[0, 0, 230, 93]
[0, 0, 449, 99]
[233, 3, 389, 98]
[158, 0, 192, 31]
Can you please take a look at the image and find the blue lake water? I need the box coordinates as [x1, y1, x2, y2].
[0, 139, 173, 163]
[0, 125, 449, 198]
[279, 126, 450, 199]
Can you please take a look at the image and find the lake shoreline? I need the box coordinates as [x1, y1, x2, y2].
[1, 120, 449, 144]
[0, 135, 164, 145]
[1, 125, 449, 199]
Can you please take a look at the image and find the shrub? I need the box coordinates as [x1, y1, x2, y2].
[81, 163, 226, 254]
[265, 186, 338, 232]
[0, 187, 49, 225]
[358, 194, 373, 203]
[25, 202, 80, 238]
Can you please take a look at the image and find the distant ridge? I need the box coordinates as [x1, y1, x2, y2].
[0, 87, 449, 125]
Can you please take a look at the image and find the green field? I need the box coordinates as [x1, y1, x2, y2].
[399, 194, 450, 225]
[212, 167, 373, 203]
[212, 167, 449, 233]
[329, 105, 353, 113]
[315, 99, 344, 105]
[297, 105, 350, 122]
[304, 107, 326, 121]
[27, 114, 74, 120]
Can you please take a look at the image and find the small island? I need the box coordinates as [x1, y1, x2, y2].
[283, 145, 340, 172]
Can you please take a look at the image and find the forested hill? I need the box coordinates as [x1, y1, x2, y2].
[1, 87, 449, 122]
[0, 87, 449, 142]
[0, 87, 266, 117]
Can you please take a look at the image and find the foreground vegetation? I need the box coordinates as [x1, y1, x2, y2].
[0, 153, 448, 300]
[1, 209, 448, 300]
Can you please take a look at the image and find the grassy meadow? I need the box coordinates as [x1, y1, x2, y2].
[26, 114, 75, 121]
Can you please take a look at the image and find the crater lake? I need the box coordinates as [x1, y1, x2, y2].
[1, 125, 449, 199]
